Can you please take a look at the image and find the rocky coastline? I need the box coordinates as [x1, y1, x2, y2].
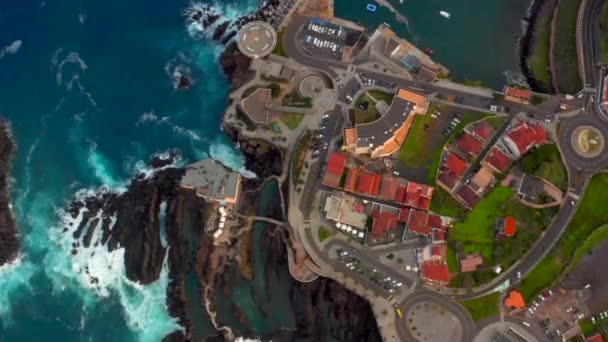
[59, 2, 383, 341]
[519, 0, 554, 93]
[0, 119, 19, 267]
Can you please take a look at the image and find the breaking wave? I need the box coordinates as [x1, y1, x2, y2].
[0, 40, 22, 59]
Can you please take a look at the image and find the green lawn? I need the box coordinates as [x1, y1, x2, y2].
[553, 0, 583, 94]
[398, 107, 493, 184]
[272, 28, 288, 57]
[519, 173, 608, 301]
[459, 292, 500, 321]
[599, 1, 608, 63]
[521, 144, 568, 192]
[280, 113, 304, 130]
[528, 10, 553, 90]
[282, 90, 312, 108]
[566, 225, 608, 274]
[354, 91, 394, 124]
[484, 115, 508, 130]
[449, 185, 557, 287]
[429, 186, 467, 219]
[291, 130, 312, 186]
[447, 245, 459, 272]
[318, 226, 334, 242]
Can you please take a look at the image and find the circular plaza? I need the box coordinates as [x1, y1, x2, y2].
[236, 21, 276, 59]
[559, 114, 608, 171]
[299, 75, 327, 98]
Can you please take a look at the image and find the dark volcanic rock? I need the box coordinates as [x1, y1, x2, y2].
[0, 119, 19, 266]
[219, 42, 254, 90]
[222, 124, 283, 181]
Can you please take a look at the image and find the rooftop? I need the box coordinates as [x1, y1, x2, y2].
[180, 159, 241, 203]
[459, 254, 483, 273]
[454, 132, 483, 157]
[586, 334, 606, 342]
[241, 88, 271, 125]
[356, 168, 382, 197]
[504, 86, 532, 102]
[483, 147, 512, 173]
[420, 260, 450, 284]
[504, 120, 548, 156]
[371, 208, 399, 236]
[469, 120, 496, 142]
[324, 195, 368, 229]
[504, 217, 516, 237]
[407, 209, 430, 235]
[504, 290, 526, 309]
[443, 152, 468, 178]
[323, 152, 348, 188]
[456, 186, 481, 208]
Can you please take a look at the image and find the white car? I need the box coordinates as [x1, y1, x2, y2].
[517, 271, 522, 279]
[322, 114, 329, 119]
[523, 321, 530, 327]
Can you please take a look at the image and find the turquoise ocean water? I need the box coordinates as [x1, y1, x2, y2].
[336, 0, 532, 88]
[0, 0, 530, 340]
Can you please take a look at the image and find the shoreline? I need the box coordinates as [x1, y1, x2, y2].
[519, 0, 554, 93]
[0, 118, 20, 267]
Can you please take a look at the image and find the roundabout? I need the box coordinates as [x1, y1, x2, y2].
[236, 21, 276, 59]
[559, 114, 608, 171]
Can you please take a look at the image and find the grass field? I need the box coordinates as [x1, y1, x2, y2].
[272, 28, 288, 57]
[553, 0, 582, 94]
[398, 108, 492, 184]
[599, 2, 608, 62]
[429, 187, 467, 219]
[291, 130, 312, 186]
[528, 9, 553, 90]
[354, 90, 394, 124]
[459, 292, 500, 321]
[280, 113, 304, 130]
[318, 226, 334, 242]
[518, 173, 608, 301]
[521, 144, 568, 191]
[565, 225, 608, 274]
[449, 186, 557, 286]
[484, 115, 508, 130]
[447, 245, 458, 272]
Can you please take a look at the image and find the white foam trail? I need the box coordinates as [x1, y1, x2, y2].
[209, 140, 256, 179]
[86, 140, 125, 191]
[0, 40, 22, 59]
[44, 204, 182, 339]
[234, 338, 264, 342]
[136, 110, 203, 142]
[0, 255, 37, 324]
[78, 14, 86, 24]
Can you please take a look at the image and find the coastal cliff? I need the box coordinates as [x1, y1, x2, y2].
[0, 119, 19, 266]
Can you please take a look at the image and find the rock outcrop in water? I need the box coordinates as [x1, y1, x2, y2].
[0, 119, 19, 266]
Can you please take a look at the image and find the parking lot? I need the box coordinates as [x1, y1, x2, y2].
[333, 247, 405, 296]
[301, 18, 345, 61]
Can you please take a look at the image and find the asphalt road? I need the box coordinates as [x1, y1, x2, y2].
[396, 290, 476, 342]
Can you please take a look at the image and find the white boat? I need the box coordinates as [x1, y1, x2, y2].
[439, 10, 451, 19]
[399, 0, 404, 4]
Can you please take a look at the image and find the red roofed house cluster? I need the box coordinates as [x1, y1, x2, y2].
[418, 243, 451, 286]
[502, 120, 548, 158]
[504, 86, 532, 105]
[322, 152, 348, 188]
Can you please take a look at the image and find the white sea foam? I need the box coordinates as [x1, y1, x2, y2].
[86, 140, 125, 191]
[0, 40, 22, 59]
[43, 202, 182, 339]
[136, 109, 203, 142]
[78, 13, 86, 24]
[209, 140, 256, 179]
[234, 338, 264, 342]
[0, 255, 36, 322]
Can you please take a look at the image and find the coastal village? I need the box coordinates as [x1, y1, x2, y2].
[166, 0, 608, 341]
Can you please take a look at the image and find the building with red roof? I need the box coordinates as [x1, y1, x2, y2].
[379, 174, 400, 201]
[459, 254, 483, 273]
[482, 147, 512, 174]
[495, 217, 517, 240]
[503, 121, 548, 158]
[468, 120, 496, 143]
[407, 210, 430, 235]
[404, 181, 433, 210]
[456, 186, 481, 208]
[438, 152, 468, 191]
[420, 260, 450, 285]
[323, 152, 348, 188]
[431, 243, 447, 260]
[433, 230, 446, 242]
[427, 215, 443, 229]
[586, 334, 605, 342]
[371, 208, 399, 236]
[454, 133, 483, 157]
[504, 86, 532, 105]
[395, 184, 407, 204]
[398, 207, 411, 223]
[343, 167, 359, 192]
[356, 168, 382, 197]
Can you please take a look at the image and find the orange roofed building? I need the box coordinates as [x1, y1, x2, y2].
[504, 290, 526, 309]
[342, 88, 429, 157]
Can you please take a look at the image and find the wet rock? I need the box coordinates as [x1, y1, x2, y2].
[0, 119, 19, 266]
